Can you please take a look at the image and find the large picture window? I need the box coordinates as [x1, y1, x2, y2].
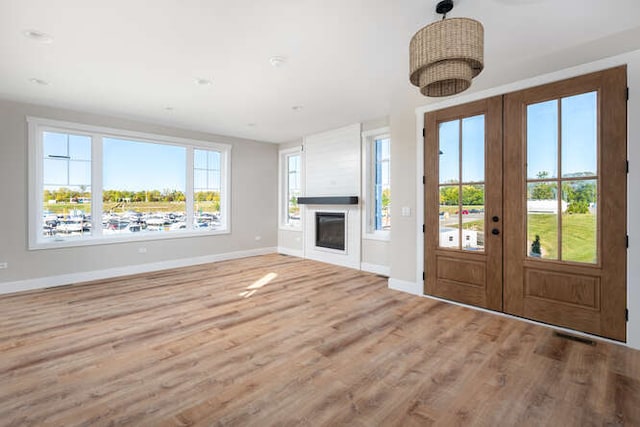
[29, 117, 231, 249]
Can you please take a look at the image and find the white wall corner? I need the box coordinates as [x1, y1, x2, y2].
[388, 277, 422, 296]
[360, 262, 390, 277]
[277, 246, 304, 258]
[0, 247, 277, 295]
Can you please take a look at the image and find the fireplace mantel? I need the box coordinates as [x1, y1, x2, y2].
[297, 196, 358, 205]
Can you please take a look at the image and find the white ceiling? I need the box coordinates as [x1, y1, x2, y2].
[1, 0, 640, 143]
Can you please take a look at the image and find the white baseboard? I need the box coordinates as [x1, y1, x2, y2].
[388, 278, 422, 295]
[0, 247, 277, 295]
[277, 246, 304, 258]
[360, 262, 390, 277]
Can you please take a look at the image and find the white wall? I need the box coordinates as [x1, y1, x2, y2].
[0, 99, 278, 292]
[389, 50, 640, 349]
[389, 105, 419, 283]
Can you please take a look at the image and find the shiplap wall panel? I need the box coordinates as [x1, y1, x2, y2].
[304, 124, 361, 197]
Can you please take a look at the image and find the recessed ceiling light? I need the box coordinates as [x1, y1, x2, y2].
[22, 30, 53, 43]
[269, 56, 287, 68]
[29, 78, 49, 86]
[194, 78, 212, 86]
[291, 105, 304, 112]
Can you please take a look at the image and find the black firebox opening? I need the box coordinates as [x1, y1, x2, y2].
[315, 212, 345, 251]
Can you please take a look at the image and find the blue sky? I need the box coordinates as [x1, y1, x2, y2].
[527, 91, 597, 179]
[439, 115, 484, 184]
[438, 91, 597, 185]
[43, 134, 222, 192]
[103, 138, 186, 191]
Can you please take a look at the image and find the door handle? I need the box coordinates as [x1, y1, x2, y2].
[492, 228, 500, 235]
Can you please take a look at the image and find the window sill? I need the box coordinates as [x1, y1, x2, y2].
[29, 228, 230, 251]
[363, 231, 390, 242]
[279, 224, 302, 232]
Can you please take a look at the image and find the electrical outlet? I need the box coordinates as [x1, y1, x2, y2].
[138, 247, 147, 254]
[0, 262, 8, 269]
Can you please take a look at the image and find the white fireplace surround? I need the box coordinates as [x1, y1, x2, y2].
[300, 123, 362, 269]
[304, 205, 360, 269]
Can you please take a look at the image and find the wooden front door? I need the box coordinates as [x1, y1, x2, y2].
[503, 67, 627, 341]
[424, 97, 503, 311]
[424, 67, 628, 341]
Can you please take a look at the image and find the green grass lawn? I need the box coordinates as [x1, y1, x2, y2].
[457, 212, 597, 263]
[528, 213, 597, 263]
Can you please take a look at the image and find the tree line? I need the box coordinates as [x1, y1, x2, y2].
[439, 174, 595, 215]
[529, 172, 595, 214]
[43, 188, 220, 204]
[439, 185, 484, 206]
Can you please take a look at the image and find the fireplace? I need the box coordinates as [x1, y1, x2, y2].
[315, 212, 345, 251]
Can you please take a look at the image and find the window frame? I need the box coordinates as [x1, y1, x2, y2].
[361, 127, 391, 241]
[28, 117, 231, 250]
[278, 146, 304, 230]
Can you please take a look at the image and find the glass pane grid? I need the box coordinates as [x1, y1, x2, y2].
[194, 149, 222, 230]
[286, 154, 302, 226]
[42, 132, 93, 240]
[438, 114, 485, 252]
[525, 91, 598, 264]
[374, 138, 391, 231]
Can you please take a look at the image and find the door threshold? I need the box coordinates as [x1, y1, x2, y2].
[417, 291, 629, 349]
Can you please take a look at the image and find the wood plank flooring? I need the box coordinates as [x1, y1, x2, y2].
[1, 254, 639, 426]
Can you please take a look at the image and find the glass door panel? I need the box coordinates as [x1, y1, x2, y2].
[437, 115, 486, 252]
[525, 91, 598, 264]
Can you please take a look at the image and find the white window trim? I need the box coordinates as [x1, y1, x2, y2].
[361, 127, 390, 241]
[278, 146, 304, 230]
[27, 116, 232, 250]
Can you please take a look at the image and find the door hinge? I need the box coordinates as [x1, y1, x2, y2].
[422, 271, 425, 281]
[422, 128, 425, 138]
[627, 160, 629, 174]
[626, 234, 629, 248]
[626, 308, 629, 322]
[422, 175, 425, 185]
[626, 87, 630, 101]
[301, 144, 304, 152]
[422, 224, 425, 233]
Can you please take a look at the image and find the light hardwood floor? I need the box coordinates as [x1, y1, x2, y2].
[1, 254, 639, 426]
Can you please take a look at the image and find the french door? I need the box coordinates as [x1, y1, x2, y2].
[424, 97, 503, 311]
[424, 67, 628, 341]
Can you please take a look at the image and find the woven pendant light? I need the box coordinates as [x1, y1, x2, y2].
[410, 0, 484, 97]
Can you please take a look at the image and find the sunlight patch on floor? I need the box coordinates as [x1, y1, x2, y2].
[238, 272, 278, 298]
